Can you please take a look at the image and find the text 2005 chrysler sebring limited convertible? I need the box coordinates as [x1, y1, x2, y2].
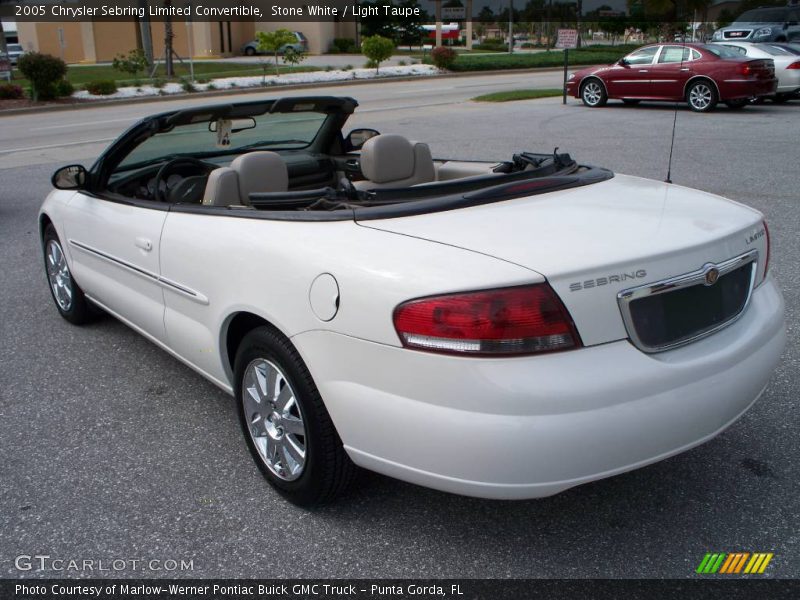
[40, 97, 785, 505]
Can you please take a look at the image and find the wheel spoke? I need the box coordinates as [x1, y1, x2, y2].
[284, 435, 305, 464]
[282, 414, 304, 436]
[275, 386, 292, 411]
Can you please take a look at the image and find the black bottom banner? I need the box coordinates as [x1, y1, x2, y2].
[3, 579, 800, 600]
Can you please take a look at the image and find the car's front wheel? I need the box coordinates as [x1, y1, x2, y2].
[686, 80, 718, 112]
[234, 326, 356, 505]
[42, 224, 94, 325]
[244, 47, 256, 56]
[580, 79, 607, 107]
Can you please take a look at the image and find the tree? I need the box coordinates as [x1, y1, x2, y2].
[112, 49, 150, 79]
[257, 29, 298, 76]
[361, 35, 394, 73]
[17, 52, 68, 101]
[163, 0, 175, 77]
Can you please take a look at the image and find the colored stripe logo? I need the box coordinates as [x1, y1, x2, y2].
[696, 552, 773, 574]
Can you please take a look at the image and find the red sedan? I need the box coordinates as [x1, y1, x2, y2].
[565, 43, 778, 112]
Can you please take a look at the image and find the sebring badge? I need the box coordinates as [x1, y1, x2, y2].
[703, 266, 720, 286]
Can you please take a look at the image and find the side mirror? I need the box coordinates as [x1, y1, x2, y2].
[618, 58, 630, 67]
[344, 128, 380, 152]
[52, 165, 88, 190]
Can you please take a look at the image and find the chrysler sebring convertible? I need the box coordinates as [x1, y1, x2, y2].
[566, 43, 778, 111]
[40, 96, 785, 505]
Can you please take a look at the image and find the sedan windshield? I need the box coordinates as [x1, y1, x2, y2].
[736, 9, 789, 23]
[117, 110, 328, 171]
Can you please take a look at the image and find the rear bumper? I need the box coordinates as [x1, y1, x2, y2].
[294, 277, 785, 499]
[719, 77, 779, 99]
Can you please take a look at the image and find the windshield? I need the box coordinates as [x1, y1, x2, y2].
[755, 43, 794, 56]
[117, 110, 328, 171]
[736, 9, 788, 23]
[704, 45, 745, 59]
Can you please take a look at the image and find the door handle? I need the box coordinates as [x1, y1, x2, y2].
[638, 69, 649, 73]
[680, 67, 691, 72]
[135, 237, 153, 252]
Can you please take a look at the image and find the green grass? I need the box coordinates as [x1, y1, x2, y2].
[472, 88, 564, 102]
[432, 46, 641, 72]
[10, 61, 320, 90]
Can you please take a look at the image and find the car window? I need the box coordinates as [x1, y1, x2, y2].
[691, 49, 702, 60]
[710, 45, 746, 57]
[625, 47, 659, 65]
[658, 46, 692, 63]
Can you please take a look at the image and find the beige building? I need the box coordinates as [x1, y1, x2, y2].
[17, 19, 356, 63]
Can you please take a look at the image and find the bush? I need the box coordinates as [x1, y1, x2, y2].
[151, 78, 166, 89]
[85, 79, 118, 95]
[361, 35, 394, 73]
[180, 79, 196, 93]
[282, 48, 306, 67]
[431, 46, 457, 70]
[54, 79, 74, 97]
[343, 64, 353, 71]
[17, 52, 68, 101]
[112, 48, 149, 78]
[0, 83, 24, 99]
[331, 37, 357, 53]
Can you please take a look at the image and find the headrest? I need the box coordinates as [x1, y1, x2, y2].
[230, 151, 289, 203]
[359, 134, 416, 184]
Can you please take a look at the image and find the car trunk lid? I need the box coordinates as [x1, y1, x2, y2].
[359, 174, 767, 348]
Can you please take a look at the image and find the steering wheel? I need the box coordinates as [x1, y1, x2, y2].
[153, 157, 214, 203]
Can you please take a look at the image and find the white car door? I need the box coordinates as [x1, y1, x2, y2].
[61, 193, 168, 342]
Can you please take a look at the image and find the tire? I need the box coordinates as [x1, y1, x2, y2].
[42, 224, 94, 325]
[622, 99, 641, 106]
[771, 94, 791, 104]
[234, 326, 357, 506]
[580, 79, 607, 107]
[244, 47, 256, 56]
[725, 99, 748, 109]
[686, 80, 718, 112]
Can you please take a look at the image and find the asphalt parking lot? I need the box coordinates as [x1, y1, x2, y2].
[1, 90, 798, 579]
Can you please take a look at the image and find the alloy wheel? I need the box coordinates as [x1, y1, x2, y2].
[582, 81, 603, 106]
[689, 84, 713, 111]
[242, 358, 307, 481]
[46, 240, 73, 311]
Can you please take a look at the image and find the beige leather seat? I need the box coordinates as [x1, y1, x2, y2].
[353, 134, 435, 190]
[203, 151, 289, 207]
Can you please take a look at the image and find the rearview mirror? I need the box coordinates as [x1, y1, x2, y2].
[209, 117, 256, 134]
[345, 128, 380, 152]
[52, 165, 87, 190]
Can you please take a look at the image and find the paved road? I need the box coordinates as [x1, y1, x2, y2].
[1, 82, 798, 579]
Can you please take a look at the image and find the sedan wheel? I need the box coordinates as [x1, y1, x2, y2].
[234, 326, 357, 505]
[686, 81, 717, 112]
[581, 79, 607, 107]
[42, 224, 94, 324]
[244, 47, 256, 56]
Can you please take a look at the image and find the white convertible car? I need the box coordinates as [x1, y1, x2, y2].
[41, 96, 785, 505]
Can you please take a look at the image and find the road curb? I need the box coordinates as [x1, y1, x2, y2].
[0, 67, 566, 117]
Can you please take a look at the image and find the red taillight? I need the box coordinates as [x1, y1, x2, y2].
[739, 63, 752, 76]
[763, 219, 771, 277]
[787, 61, 800, 70]
[393, 284, 581, 356]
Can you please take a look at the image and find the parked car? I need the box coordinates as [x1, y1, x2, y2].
[241, 32, 308, 56]
[39, 96, 785, 505]
[712, 6, 800, 43]
[712, 41, 800, 100]
[5, 43, 25, 65]
[566, 43, 778, 112]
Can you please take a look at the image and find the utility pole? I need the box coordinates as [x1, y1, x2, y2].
[435, 0, 442, 48]
[164, 0, 174, 77]
[138, 0, 153, 65]
[508, 0, 513, 54]
[466, 0, 473, 50]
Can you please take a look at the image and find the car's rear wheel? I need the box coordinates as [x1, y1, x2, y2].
[234, 326, 356, 506]
[622, 99, 641, 105]
[725, 98, 749, 109]
[686, 80, 718, 112]
[772, 94, 791, 103]
[580, 79, 607, 107]
[42, 224, 94, 325]
[244, 47, 256, 56]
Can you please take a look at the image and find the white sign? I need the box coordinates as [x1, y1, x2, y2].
[556, 29, 579, 49]
[441, 7, 466, 20]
